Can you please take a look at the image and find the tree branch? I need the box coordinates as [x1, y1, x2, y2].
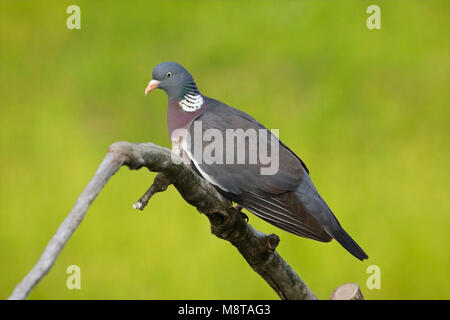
[330, 283, 364, 300]
[8, 141, 358, 300]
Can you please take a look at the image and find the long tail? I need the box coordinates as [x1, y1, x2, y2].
[326, 225, 368, 261]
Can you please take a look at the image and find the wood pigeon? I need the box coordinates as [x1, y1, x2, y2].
[145, 62, 368, 261]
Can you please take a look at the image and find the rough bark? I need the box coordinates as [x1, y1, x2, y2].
[8, 141, 360, 300]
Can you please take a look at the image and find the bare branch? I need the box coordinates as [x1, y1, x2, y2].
[133, 172, 171, 210]
[8, 141, 320, 300]
[8, 146, 128, 300]
[330, 283, 364, 300]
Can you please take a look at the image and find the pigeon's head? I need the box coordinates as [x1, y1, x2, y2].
[145, 62, 198, 99]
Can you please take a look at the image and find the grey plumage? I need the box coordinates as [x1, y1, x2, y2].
[146, 62, 368, 261]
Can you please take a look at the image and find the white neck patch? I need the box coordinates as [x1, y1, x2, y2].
[179, 93, 204, 112]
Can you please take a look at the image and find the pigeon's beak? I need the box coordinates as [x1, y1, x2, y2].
[145, 79, 160, 95]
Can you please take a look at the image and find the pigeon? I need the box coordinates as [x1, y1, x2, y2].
[145, 62, 368, 261]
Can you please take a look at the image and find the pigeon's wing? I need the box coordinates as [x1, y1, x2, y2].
[184, 101, 303, 195]
[239, 191, 331, 241]
[183, 100, 331, 241]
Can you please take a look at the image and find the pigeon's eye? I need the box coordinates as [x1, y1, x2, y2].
[166, 72, 173, 78]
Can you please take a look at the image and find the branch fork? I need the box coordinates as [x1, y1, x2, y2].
[8, 141, 362, 300]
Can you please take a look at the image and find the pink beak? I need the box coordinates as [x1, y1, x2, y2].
[145, 79, 160, 95]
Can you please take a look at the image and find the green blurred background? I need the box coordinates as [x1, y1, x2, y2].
[0, 0, 449, 300]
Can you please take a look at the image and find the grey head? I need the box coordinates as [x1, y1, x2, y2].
[145, 62, 203, 111]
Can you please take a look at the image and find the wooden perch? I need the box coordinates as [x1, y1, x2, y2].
[7, 141, 362, 300]
[330, 283, 364, 300]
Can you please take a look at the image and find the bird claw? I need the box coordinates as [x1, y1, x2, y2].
[234, 204, 249, 222]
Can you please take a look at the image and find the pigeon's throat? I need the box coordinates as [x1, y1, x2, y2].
[178, 81, 204, 112]
[167, 100, 204, 137]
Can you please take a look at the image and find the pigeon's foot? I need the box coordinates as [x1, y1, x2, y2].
[240, 211, 249, 222]
[234, 204, 249, 222]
